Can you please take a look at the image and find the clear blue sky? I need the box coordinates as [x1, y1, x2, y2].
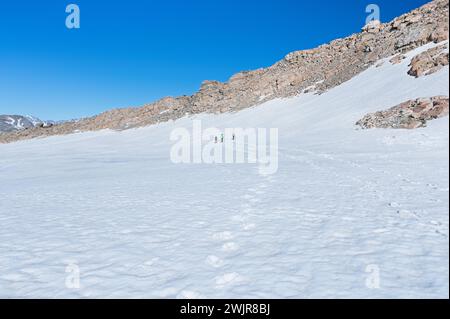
[0, 0, 430, 120]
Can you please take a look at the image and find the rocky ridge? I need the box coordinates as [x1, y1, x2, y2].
[0, 0, 448, 144]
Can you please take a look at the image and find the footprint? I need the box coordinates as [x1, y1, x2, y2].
[157, 287, 180, 298]
[248, 188, 265, 195]
[397, 209, 419, 219]
[429, 221, 448, 237]
[242, 223, 256, 231]
[215, 273, 244, 287]
[373, 228, 389, 234]
[332, 232, 351, 238]
[430, 220, 442, 226]
[143, 258, 160, 266]
[206, 255, 224, 268]
[222, 242, 239, 252]
[177, 290, 205, 299]
[231, 215, 247, 222]
[212, 231, 234, 241]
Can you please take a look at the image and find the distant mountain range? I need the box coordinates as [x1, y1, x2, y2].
[0, 115, 55, 133]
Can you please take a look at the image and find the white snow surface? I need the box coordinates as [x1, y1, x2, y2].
[0, 43, 448, 298]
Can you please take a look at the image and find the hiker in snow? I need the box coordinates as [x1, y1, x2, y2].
[214, 136, 218, 143]
[220, 133, 224, 143]
[232, 133, 235, 141]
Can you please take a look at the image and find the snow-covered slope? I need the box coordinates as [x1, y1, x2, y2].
[0, 43, 448, 298]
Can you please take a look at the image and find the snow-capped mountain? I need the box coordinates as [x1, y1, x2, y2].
[0, 115, 37, 133]
[0, 115, 57, 133]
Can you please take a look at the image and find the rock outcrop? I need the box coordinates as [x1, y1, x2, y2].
[389, 54, 406, 65]
[362, 20, 382, 33]
[356, 96, 449, 129]
[1, 0, 448, 144]
[408, 43, 449, 77]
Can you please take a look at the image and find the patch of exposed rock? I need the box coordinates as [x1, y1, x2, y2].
[356, 96, 449, 129]
[0, 0, 448, 144]
[408, 43, 449, 77]
[362, 20, 382, 33]
[390, 54, 407, 65]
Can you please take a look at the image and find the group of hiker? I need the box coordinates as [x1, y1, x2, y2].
[214, 133, 235, 143]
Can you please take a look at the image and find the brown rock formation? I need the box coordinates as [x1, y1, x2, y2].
[390, 54, 406, 65]
[408, 43, 449, 77]
[356, 96, 449, 129]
